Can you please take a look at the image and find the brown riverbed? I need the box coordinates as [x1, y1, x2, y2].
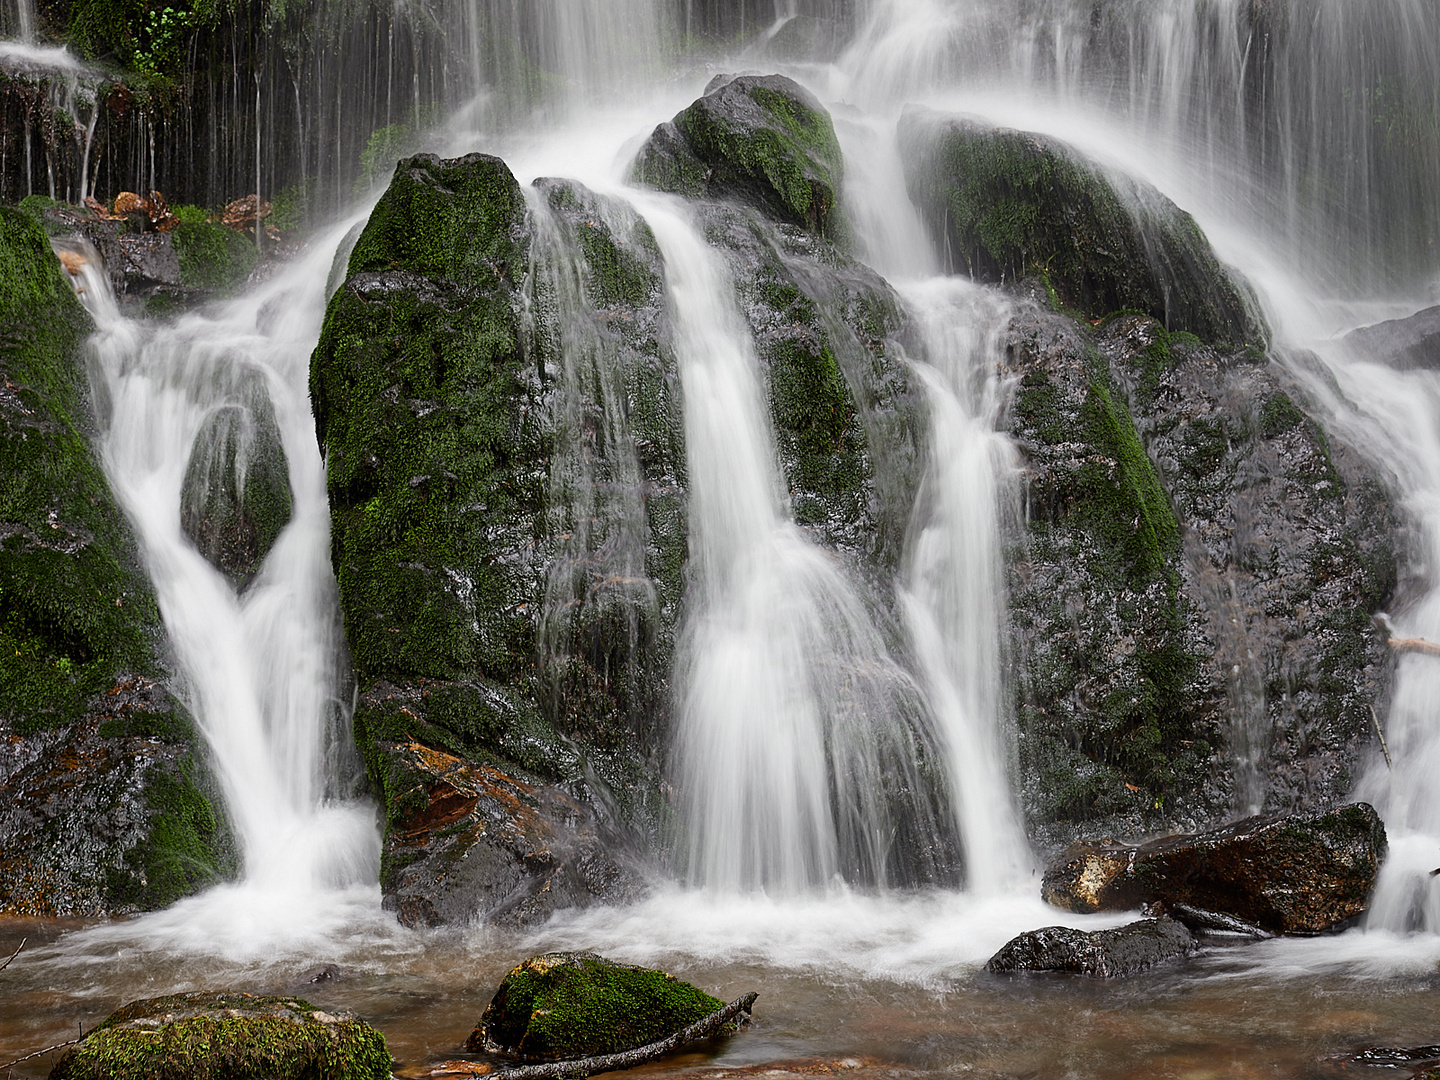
[3, 889, 1438, 1080]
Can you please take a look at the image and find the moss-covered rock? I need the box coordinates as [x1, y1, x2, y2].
[1003, 290, 1395, 848]
[179, 370, 293, 588]
[899, 109, 1263, 349]
[49, 992, 392, 1080]
[467, 952, 726, 1061]
[313, 156, 667, 924]
[0, 207, 235, 914]
[633, 74, 847, 243]
[172, 219, 257, 292]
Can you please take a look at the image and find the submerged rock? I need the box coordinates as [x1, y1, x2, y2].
[1344, 304, 1440, 371]
[0, 208, 233, 915]
[1041, 802, 1387, 934]
[179, 371, 292, 588]
[632, 73, 847, 242]
[467, 952, 726, 1061]
[49, 992, 392, 1080]
[986, 916, 1196, 977]
[899, 109, 1262, 348]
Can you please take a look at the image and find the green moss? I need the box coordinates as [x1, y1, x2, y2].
[673, 76, 846, 241]
[172, 220, 257, 291]
[0, 208, 167, 732]
[477, 953, 725, 1061]
[51, 993, 392, 1080]
[901, 114, 1261, 348]
[105, 764, 235, 910]
[1261, 391, 1307, 439]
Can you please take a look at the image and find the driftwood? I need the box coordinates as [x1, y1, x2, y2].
[1388, 636, 1440, 658]
[431, 994, 760, 1080]
[1167, 902, 1274, 939]
[0, 938, 23, 973]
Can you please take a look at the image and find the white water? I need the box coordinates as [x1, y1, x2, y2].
[61, 221, 383, 955]
[17, 0, 1440, 1015]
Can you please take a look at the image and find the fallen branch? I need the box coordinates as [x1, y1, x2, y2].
[1167, 902, 1273, 939]
[0, 1033, 81, 1073]
[459, 993, 759, 1080]
[1371, 705, 1394, 770]
[0, 938, 23, 973]
[1388, 636, 1440, 658]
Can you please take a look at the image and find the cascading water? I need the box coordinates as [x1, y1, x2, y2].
[639, 196, 952, 892]
[10, 0, 1440, 1071]
[57, 226, 382, 952]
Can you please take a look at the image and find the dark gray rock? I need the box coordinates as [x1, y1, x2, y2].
[117, 230, 181, 288]
[632, 74, 847, 242]
[986, 916, 1197, 977]
[899, 108, 1263, 349]
[1003, 296, 1396, 845]
[1040, 802, 1387, 934]
[1344, 304, 1440, 370]
[179, 371, 292, 588]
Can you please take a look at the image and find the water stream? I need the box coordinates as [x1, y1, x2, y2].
[3, 0, 1440, 1074]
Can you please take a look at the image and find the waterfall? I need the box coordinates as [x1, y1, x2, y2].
[637, 196, 952, 892]
[59, 224, 381, 950]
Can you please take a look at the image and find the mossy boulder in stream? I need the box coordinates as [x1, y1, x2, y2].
[467, 952, 726, 1061]
[899, 108, 1263, 349]
[49, 992, 392, 1080]
[633, 73, 847, 243]
[0, 209, 235, 916]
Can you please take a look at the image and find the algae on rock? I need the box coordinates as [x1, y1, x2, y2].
[468, 952, 726, 1061]
[0, 207, 235, 915]
[50, 992, 392, 1080]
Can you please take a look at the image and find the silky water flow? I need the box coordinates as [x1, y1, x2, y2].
[5, 0, 1440, 1073]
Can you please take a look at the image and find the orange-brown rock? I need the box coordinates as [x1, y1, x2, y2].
[1041, 803, 1387, 934]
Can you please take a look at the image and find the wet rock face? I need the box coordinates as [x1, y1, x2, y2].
[1003, 297, 1396, 843]
[1344, 304, 1440, 370]
[49, 992, 392, 1080]
[0, 676, 236, 916]
[899, 109, 1262, 349]
[314, 157, 675, 923]
[986, 916, 1196, 977]
[468, 952, 725, 1061]
[0, 208, 233, 915]
[360, 682, 645, 929]
[633, 73, 847, 242]
[1041, 802, 1387, 934]
[179, 373, 292, 588]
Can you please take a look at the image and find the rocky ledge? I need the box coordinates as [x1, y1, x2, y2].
[1041, 802, 1387, 934]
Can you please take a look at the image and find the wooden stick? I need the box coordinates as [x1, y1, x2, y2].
[1388, 636, 1440, 658]
[0, 939, 23, 974]
[482, 993, 759, 1080]
[0, 1035, 81, 1072]
[1371, 704, 1394, 770]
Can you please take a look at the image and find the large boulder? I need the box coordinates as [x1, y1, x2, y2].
[899, 109, 1262, 349]
[1003, 296, 1396, 843]
[986, 916, 1196, 977]
[632, 74, 847, 243]
[0, 208, 234, 915]
[49, 993, 391, 1080]
[1344, 304, 1440, 370]
[312, 156, 675, 923]
[1040, 802, 1387, 934]
[466, 952, 726, 1061]
[179, 370, 292, 588]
